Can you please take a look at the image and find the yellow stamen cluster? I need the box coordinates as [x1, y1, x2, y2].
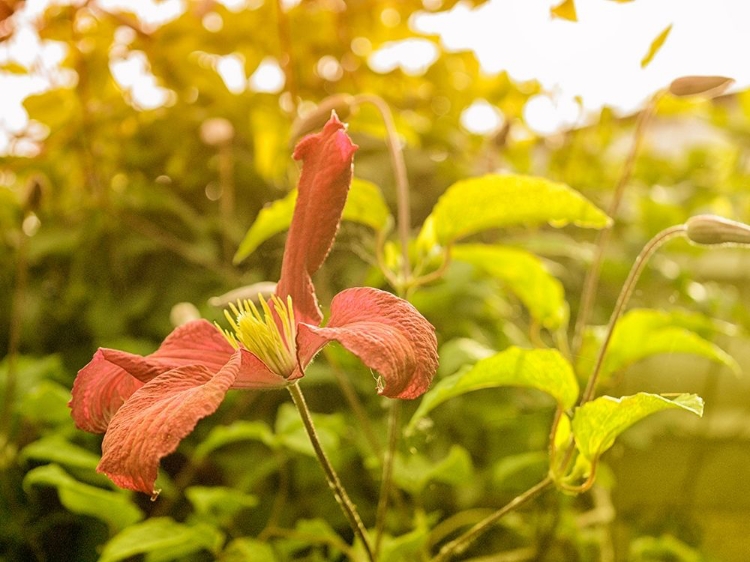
[218, 294, 297, 377]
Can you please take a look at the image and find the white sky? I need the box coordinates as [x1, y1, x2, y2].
[1, 0, 749, 153]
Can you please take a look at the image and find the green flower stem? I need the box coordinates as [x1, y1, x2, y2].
[374, 400, 401, 558]
[287, 382, 375, 561]
[431, 476, 553, 562]
[572, 91, 663, 356]
[580, 224, 687, 404]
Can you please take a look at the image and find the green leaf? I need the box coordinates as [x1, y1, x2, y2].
[407, 347, 579, 433]
[20, 436, 101, 471]
[194, 420, 276, 460]
[393, 445, 473, 495]
[452, 243, 568, 329]
[233, 189, 297, 264]
[17, 380, 74, 427]
[641, 24, 673, 68]
[221, 538, 279, 562]
[379, 524, 431, 562]
[99, 517, 224, 562]
[423, 174, 611, 245]
[572, 393, 704, 462]
[186, 486, 258, 526]
[233, 178, 391, 264]
[577, 309, 740, 382]
[437, 337, 495, 378]
[550, 0, 577, 22]
[23, 464, 143, 532]
[275, 403, 345, 458]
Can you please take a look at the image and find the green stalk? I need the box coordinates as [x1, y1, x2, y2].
[287, 382, 374, 561]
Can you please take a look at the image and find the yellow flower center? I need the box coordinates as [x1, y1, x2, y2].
[219, 295, 298, 377]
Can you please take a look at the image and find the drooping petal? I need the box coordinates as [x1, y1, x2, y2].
[296, 287, 439, 399]
[69, 351, 145, 433]
[276, 113, 358, 325]
[97, 352, 242, 495]
[69, 320, 234, 433]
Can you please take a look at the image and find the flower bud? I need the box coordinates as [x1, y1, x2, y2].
[685, 214, 750, 247]
[668, 75, 734, 99]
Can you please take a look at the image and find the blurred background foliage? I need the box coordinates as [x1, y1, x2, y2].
[2, 0, 750, 561]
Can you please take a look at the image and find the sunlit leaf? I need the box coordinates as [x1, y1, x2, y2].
[193, 420, 276, 459]
[233, 178, 391, 263]
[393, 445, 473, 495]
[572, 393, 704, 462]
[452, 243, 567, 329]
[98, 517, 224, 562]
[577, 309, 740, 383]
[221, 538, 279, 562]
[23, 464, 143, 532]
[550, 0, 577, 22]
[407, 347, 579, 433]
[20, 436, 100, 470]
[424, 174, 611, 245]
[641, 24, 672, 68]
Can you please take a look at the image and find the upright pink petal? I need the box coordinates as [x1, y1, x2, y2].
[296, 287, 439, 399]
[69, 320, 234, 432]
[97, 352, 242, 495]
[276, 113, 358, 325]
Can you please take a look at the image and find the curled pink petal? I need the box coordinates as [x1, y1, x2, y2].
[297, 287, 438, 399]
[69, 320, 235, 432]
[276, 113, 358, 325]
[97, 352, 241, 495]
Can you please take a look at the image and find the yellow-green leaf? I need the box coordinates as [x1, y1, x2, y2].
[641, 24, 673, 68]
[572, 393, 704, 462]
[423, 174, 611, 245]
[551, 0, 577, 22]
[452, 243, 568, 329]
[407, 347, 579, 433]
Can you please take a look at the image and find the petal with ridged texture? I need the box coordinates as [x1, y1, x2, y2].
[276, 114, 358, 325]
[97, 352, 241, 495]
[297, 287, 438, 399]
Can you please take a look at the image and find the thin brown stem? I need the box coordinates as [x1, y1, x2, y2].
[580, 224, 687, 404]
[287, 382, 374, 561]
[431, 476, 554, 562]
[572, 92, 664, 356]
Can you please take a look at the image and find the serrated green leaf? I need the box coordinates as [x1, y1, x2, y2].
[577, 308, 740, 382]
[233, 178, 391, 264]
[194, 420, 276, 460]
[99, 517, 224, 562]
[407, 347, 579, 433]
[20, 436, 100, 470]
[641, 24, 673, 68]
[572, 393, 704, 462]
[393, 445, 473, 495]
[23, 464, 143, 532]
[423, 174, 611, 245]
[452, 243, 568, 329]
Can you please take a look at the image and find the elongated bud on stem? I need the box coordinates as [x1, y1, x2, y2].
[668, 75, 734, 98]
[685, 214, 750, 247]
[289, 96, 355, 143]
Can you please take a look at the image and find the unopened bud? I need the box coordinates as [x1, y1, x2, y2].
[208, 282, 278, 308]
[668, 76, 734, 99]
[289, 95, 355, 143]
[170, 302, 202, 327]
[685, 214, 750, 247]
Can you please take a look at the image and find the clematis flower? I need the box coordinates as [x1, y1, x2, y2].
[69, 114, 438, 495]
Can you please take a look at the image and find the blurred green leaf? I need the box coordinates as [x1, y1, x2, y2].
[577, 308, 740, 382]
[394, 445, 473, 495]
[220, 538, 278, 562]
[437, 337, 495, 378]
[233, 178, 391, 263]
[99, 517, 224, 562]
[408, 347, 579, 433]
[379, 523, 431, 562]
[424, 174, 611, 245]
[20, 436, 100, 470]
[275, 403, 345, 458]
[17, 380, 72, 427]
[572, 393, 704, 462]
[641, 24, 673, 68]
[23, 464, 143, 532]
[186, 486, 258, 527]
[194, 420, 276, 460]
[452, 243, 568, 329]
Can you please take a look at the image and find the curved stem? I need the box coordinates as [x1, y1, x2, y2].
[579, 224, 686, 404]
[353, 94, 412, 284]
[374, 400, 401, 558]
[572, 92, 663, 356]
[287, 382, 374, 561]
[431, 476, 554, 562]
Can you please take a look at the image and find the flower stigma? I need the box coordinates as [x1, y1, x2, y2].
[218, 294, 298, 377]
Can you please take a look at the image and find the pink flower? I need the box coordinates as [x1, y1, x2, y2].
[69, 114, 438, 495]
